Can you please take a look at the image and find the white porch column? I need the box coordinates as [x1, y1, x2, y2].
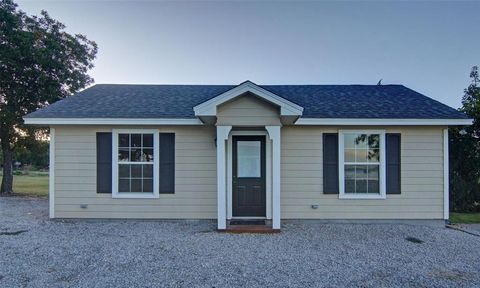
[266, 126, 281, 229]
[216, 126, 232, 230]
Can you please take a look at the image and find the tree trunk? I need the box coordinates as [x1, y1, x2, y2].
[1, 146, 14, 195]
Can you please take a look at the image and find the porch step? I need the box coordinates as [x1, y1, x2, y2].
[223, 225, 280, 234]
[229, 220, 266, 226]
[221, 220, 280, 233]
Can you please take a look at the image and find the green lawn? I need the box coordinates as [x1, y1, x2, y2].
[450, 213, 480, 224]
[12, 172, 49, 197]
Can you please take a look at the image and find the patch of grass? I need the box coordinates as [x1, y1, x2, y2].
[450, 213, 480, 224]
[12, 174, 49, 197]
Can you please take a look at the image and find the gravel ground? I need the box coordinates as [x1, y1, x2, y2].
[462, 224, 480, 233]
[1, 197, 480, 288]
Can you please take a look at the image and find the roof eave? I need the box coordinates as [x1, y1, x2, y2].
[23, 117, 203, 126]
[23, 117, 473, 126]
[294, 118, 473, 126]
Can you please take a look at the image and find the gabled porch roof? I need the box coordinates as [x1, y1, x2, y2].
[193, 80, 304, 117]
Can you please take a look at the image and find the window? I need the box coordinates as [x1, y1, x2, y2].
[339, 130, 386, 199]
[237, 141, 261, 178]
[112, 130, 159, 198]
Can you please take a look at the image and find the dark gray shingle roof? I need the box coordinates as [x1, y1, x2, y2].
[25, 84, 467, 119]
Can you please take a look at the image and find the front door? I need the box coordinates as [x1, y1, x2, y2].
[232, 136, 266, 217]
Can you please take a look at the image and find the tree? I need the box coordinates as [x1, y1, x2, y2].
[14, 130, 49, 169]
[0, 0, 97, 194]
[449, 66, 480, 212]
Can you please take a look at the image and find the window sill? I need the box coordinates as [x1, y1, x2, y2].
[339, 193, 386, 200]
[112, 193, 159, 199]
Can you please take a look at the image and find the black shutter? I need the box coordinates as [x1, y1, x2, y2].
[96, 132, 112, 193]
[386, 133, 401, 194]
[159, 133, 175, 194]
[323, 133, 339, 194]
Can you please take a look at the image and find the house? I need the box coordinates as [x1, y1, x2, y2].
[24, 81, 471, 230]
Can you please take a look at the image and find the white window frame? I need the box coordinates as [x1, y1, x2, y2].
[112, 129, 160, 199]
[338, 129, 386, 200]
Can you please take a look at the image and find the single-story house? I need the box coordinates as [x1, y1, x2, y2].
[24, 81, 471, 230]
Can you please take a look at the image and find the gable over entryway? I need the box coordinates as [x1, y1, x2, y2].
[217, 93, 281, 126]
[194, 81, 304, 125]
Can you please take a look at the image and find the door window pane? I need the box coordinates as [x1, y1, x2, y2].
[237, 141, 261, 178]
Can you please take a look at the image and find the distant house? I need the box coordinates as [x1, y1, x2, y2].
[24, 81, 471, 231]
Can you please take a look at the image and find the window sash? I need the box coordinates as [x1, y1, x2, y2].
[112, 129, 160, 199]
[344, 164, 380, 194]
[339, 130, 386, 200]
[118, 162, 154, 193]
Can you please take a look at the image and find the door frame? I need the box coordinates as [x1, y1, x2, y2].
[227, 130, 271, 220]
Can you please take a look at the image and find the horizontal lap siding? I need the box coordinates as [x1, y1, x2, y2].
[54, 124, 446, 220]
[281, 126, 445, 219]
[54, 125, 217, 218]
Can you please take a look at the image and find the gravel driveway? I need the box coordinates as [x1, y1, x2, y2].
[1, 197, 479, 288]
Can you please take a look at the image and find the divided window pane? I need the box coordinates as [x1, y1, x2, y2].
[117, 133, 155, 194]
[343, 132, 381, 195]
[344, 164, 380, 194]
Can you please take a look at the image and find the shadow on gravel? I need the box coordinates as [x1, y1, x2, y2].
[0, 230, 28, 236]
[428, 269, 472, 281]
[405, 236, 424, 244]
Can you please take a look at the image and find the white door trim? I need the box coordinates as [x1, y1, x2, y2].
[227, 130, 272, 220]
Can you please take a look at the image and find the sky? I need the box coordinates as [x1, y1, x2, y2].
[16, 0, 480, 109]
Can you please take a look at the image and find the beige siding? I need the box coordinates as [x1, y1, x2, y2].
[53, 124, 446, 220]
[281, 126, 445, 219]
[216, 94, 281, 126]
[53, 125, 217, 218]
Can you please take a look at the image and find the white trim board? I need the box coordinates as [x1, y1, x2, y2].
[443, 128, 449, 220]
[23, 118, 203, 126]
[296, 118, 473, 126]
[49, 128, 55, 218]
[194, 81, 304, 117]
[25, 117, 471, 126]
